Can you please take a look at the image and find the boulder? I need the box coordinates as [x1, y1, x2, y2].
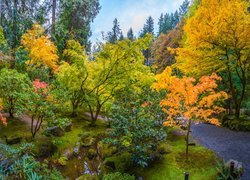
[4, 135, 22, 145]
[64, 123, 72, 132]
[73, 142, 81, 155]
[75, 174, 98, 180]
[103, 160, 115, 171]
[44, 126, 65, 137]
[80, 133, 96, 147]
[87, 148, 97, 160]
[36, 139, 57, 157]
[63, 148, 74, 159]
[226, 159, 243, 173]
[82, 137, 95, 147]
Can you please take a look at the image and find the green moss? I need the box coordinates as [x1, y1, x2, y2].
[103, 128, 218, 180]
[52, 117, 107, 153]
[0, 117, 30, 140]
[137, 129, 218, 180]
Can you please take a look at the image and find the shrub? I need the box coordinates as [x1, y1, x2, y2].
[102, 172, 135, 180]
[48, 117, 72, 129]
[222, 117, 250, 131]
[0, 143, 64, 179]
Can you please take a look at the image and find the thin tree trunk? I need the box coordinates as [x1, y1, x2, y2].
[0, 0, 2, 26]
[51, 0, 56, 36]
[186, 119, 191, 161]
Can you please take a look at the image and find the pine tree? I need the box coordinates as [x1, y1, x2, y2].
[106, 18, 122, 43]
[56, 0, 100, 53]
[158, 13, 164, 36]
[127, 27, 134, 40]
[179, 0, 190, 18]
[162, 13, 172, 33]
[140, 16, 154, 37]
[119, 32, 124, 41]
[172, 11, 180, 28]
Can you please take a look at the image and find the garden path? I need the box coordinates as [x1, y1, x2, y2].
[192, 124, 250, 179]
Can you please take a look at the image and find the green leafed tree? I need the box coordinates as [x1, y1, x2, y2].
[55, 40, 87, 116]
[0, 68, 32, 118]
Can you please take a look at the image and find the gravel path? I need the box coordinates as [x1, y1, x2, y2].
[191, 124, 250, 179]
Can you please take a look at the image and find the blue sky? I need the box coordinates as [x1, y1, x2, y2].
[90, 0, 184, 43]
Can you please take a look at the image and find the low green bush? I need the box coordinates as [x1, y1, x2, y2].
[222, 117, 250, 131]
[48, 117, 72, 129]
[102, 172, 135, 180]
[0, 143, 64, 180]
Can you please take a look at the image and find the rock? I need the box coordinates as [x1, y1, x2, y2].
[87, 148, 97, 160]
[73, 142, 81, 155]
[103, 161, 115, 171]
[226, 159, 243, 173]
[44, 126, 65, 137]
[64, 123, 72, 132]
[63, 148, 74, 159]
[80, 133, 96, 147]
[75, 174, 98, 180]
[97, 142, 117, 159]
[4, 136, 22, 145]
[82, 137, 95, 147]
[36, 139, 57, 157]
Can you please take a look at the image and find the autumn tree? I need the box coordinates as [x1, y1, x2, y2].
[21, 24, 59, 72]
[56, 40, 87, 116]
[0, 68, 32, 118]
[174, 0, 250, 118]
[152, 67, 228, 160]
[28, 79, 53, 138]
[153, 23, 184, 73]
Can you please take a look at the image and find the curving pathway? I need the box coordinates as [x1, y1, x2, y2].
[191, 124, 250, 179]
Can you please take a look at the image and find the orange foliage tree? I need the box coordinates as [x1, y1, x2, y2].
[173, 0, 250, 118]
[21, 24, 59, 71]
[152, 67, 228, 160]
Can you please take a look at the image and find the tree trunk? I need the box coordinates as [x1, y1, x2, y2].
[89, 104, 101, 127]
[71, 101, 78, 117]
[31, 116, 43, 138]
[185, 119, 191, 161]
[0, 0, 2, 26]
[51, 0, 56, 36]
[9, 97, 14, 118]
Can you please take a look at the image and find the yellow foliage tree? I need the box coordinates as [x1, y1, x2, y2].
[21, 24, 59, 71]
[173, 0, 250, 118]
[152, 67, 228, 160]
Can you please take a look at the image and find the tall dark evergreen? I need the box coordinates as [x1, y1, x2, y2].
[171, 11, 180, 28]
[0, 0, 46, 50]
[56, 0, 101, 53]
[158, 13, 164, 36]
[179, 0, 190, 18]
[140, 16, 154, 66]
[140, 16, 154, 37]
[106, 18, 122, 43]
[127, 27, 134, 40]
[119, 32, 124, 41]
